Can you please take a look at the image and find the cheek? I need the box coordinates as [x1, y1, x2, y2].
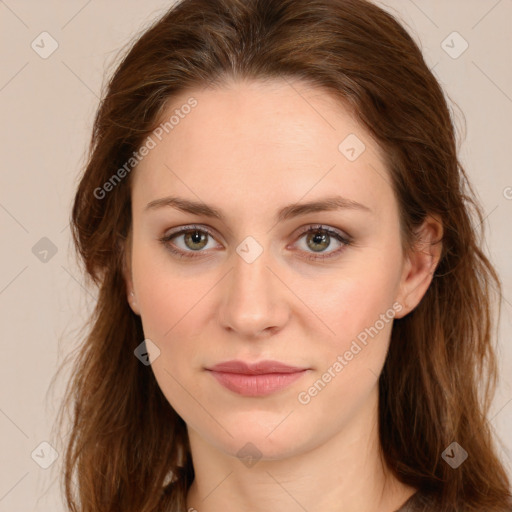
[131, 243, 214, 404]
[300, 253, 402, 406]
[131, 248, 205, 418]
[294, 270, 399, 428]
[131, 242, 202, 339]
[310, 263, 400, 348]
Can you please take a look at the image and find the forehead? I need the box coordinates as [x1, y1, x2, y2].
[150, 78, 373, 158]
[131, 78, 393, 217]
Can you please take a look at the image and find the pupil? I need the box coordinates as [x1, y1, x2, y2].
[187, 230, 206, 250]
[310, 231, 329, 252]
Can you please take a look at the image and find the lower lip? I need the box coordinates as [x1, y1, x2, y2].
[208, 370, 308, 397]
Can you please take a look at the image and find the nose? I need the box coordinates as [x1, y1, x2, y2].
[218, 247, 290, 339]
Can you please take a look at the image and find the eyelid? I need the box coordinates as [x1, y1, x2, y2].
[289, 224, 352, 261]
[159, 224, 223, 252]
[162, 223, 220, 240]
[159, 223, 353, 260]
[161, 223, 351, 243]
[293, 223, 352, 243]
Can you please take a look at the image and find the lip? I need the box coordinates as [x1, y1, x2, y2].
[208, 360, 307, 374]
[206, 360, 310, 397]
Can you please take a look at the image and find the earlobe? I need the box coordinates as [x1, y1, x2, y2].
[125, 274, 141, 316]
[128, 289, 141, 316]
[119, 231, 141, 316]
[125, 273, 141, 316]
[394, 214, 443, 319]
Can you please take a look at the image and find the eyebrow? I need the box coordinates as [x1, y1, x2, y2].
[144, 195, 372, 222]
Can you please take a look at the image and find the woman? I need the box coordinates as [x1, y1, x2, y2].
[56, 0, 512, 510]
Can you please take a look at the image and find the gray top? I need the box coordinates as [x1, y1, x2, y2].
[394, 491, 431, 512]
[394, 491, 512, 511]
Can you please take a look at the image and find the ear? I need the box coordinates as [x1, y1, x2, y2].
[394, 214, 443, 319]
[120, 230, 141, 316]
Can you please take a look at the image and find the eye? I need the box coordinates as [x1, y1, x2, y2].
[292, 224, 352, 261]
[158, 225, 220, 259]
[158, 224, 352, 261]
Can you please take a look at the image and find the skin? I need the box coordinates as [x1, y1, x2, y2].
[124, 77, 443, 512]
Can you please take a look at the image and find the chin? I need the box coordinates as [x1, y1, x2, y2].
[206, 419, 314, 462]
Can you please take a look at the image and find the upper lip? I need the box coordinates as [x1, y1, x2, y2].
[207, 360, 308, 375]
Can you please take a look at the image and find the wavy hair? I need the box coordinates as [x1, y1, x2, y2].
[54, 0, 511, 510]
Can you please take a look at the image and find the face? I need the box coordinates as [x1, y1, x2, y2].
[125, 78, 432, 461]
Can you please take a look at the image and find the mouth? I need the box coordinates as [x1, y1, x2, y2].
[205, 360, 310, 397]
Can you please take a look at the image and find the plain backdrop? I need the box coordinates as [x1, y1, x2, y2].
[0, 1, 511, 510]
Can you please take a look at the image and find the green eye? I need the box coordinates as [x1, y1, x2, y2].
[159, 224, 352, 261]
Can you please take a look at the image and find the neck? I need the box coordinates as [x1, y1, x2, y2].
[185, 386, 416, 512]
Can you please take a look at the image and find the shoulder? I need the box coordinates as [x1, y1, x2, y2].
[394, 490, 431, 512]
[395, 490, 512, 512]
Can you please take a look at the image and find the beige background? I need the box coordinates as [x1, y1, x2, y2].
[0, 0, 511, 510]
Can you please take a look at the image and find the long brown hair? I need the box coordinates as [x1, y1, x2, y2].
[54, 0, 511, 510]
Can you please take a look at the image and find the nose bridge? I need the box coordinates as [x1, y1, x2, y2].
[219, 242, 288, 337]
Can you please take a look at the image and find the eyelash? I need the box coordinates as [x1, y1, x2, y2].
[158, 224, 353, 262]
